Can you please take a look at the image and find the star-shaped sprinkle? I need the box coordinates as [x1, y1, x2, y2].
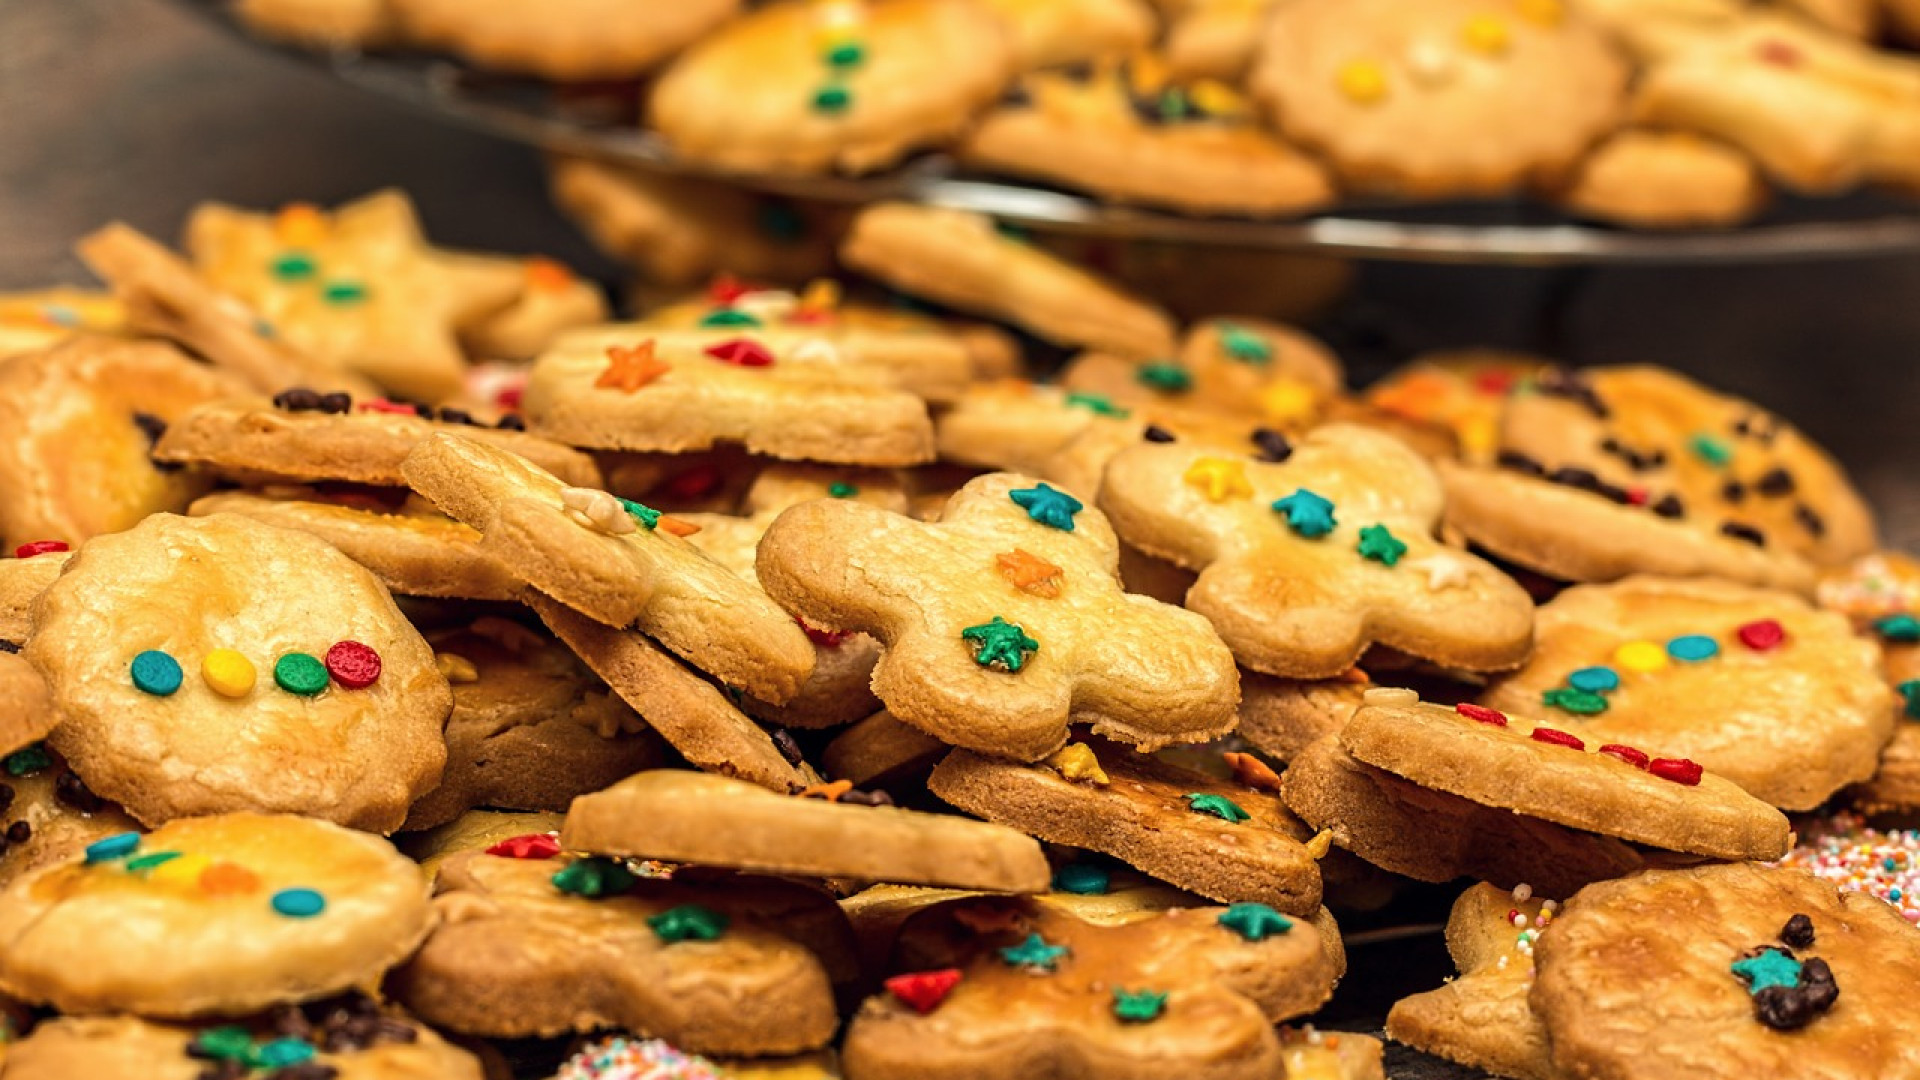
[1044, 742, 1109, 785]
[1356, 524, 1407, 566]
[998, 932, 1070, 971]
[647, 903, 730, 943]
[1875, 613, 1920, 642]
[885, 968, 963, 1014]
[963, 616, 1039, 673]
[1731, 947, 1802, 993]
[1183, 792, 1250, 823]
[1218, 902, 1294, 941]
[997, 548, 1064, 597]
[1217, 323, 1271, 363]
[551, 857, 638, 899]
[1112, 988, 1168, 1023]
[1272, 489, 1336, 538]
[1408, 552, 1471, 590]
[620, 499, 663, 530]
[704, 338, 776, 367]
[1009, 483, 1083, 531]
[1184, 457, 1253, 503]
[596, 341, 670, 392]
[699, 307, 762, 328]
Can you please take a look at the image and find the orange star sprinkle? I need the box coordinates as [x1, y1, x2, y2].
[273, 203, 327, 247]
[198, 861, 261, 896]
[1222, 751, 1282, 792]
[525, 256, 574, 292]
[596, 340, 670, 392]
[797, 779, 853, 802]
[996, 548, 1064, 597]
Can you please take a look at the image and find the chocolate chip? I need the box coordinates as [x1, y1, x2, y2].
[1796, 503, 1826, 537]
[1651, 494, 1685, 519]
[1720, 521, 1766, 547]
[1548, 466, 1603, 493]
[0, 640, 17, 655]
[1251, 428, 1292, 463]
[1496, 450, 1545, 477]
[132, 412, 167, 446]
[1533, 367, 1610, 418]
[372, 1018, 418, 1046]
[1000, 81, 1032, 108]
[1781, 913, 1815, 949]
[0, 785, 13, 816]
[316, 393, 352, 415]
[1721, 480, 1746, 503]
[1756, 467, 1796, 496]
[272, 388, 323, 412]
[54, 771, 105, 814]
[7, 820, 30, 845]
[434, 407, 475, 427]
[495, 414, 526, 431]
[1142, 424, 1176, 444]
[771, 729, 805, 767]
[1752, 958, 1839, 1030]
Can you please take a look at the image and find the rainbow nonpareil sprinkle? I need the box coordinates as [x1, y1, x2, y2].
[554, 1036, 724, 1080]
[1777, 812, 1920, 925]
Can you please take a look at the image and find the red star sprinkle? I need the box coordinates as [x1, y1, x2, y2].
[885, 968, 964, 1014]
[704, 338, 776, 368]
[1649, 758, 1704, 786]
[14, 540, 68, 559]
[1530, 727, 1586, 751]
[707, 274, 755, 306]
[486, 834, 562, 860]
[1598, 744, 1650, 769]
[1456, 703, 1508, 727]
[1472, 369, 1519, 395]
[1736, 619, 1786, 651]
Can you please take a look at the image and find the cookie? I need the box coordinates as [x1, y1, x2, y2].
[928, 738, 1325, 914]
[548, 1037, 840, 1080]
[1384, 882, 1559, 1080]
[646, 0, 1014, 174]
[1820, 552, 1920, 815]
[232, 0, 393, 47]
[1531, 861, 1920, 1080]
[1479, 576, 1898, 810]
[822, 710, 949, 791]
[78, 222, 379, 397]
[1778, 811, 1920, 926]
[841, 891, 1340, 1080]
[521, 327, 936, 467]
[0, 288, 125, 360]
[457, 256, 611, 362]
[1237, 670, 1371, 761]
[186, 191, 526, 402]
[389, 0, 739, 80]
[1164, 0, 1269, 82]
[155, 394, 602, 489]
[975, 0, 1156, 70]
[391, 843, 855, 1053]
[0, 746, 143, 892]
[0, 656, 54, 762]
[27, 512, 451, 831]
[0, 337, 241, 547]
[960, 54, 1335, 216]
[400, 617, 667, 831]
[403, 433, 818, 703]
[1250, 0, 1630, 197]
[399, 807, 564, 875]
[0, 1003, 483, 1080]
[0, 813, 432, 1017]
[1555, 130, 1766, 227]
[189, 487, 528, 603]
[755, 471, 1242, 761]
[840, 204, 1178, 359]
[0, 546, 69, 647]
[1097, 427, 1537, 678]
[1342, 697, 1791, 859]
[562, 769, 1051, 892]
[1057, 317, 1345, 425]
[1363, 350, 1542, 465]
[1440, 365, 1877, 592]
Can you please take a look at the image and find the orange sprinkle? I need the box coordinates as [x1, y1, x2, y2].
[657, 515, 701, 538]
[596, 341, 670, 392]
[525, 257, 574, 292]
[996, 548, 1064, 597]
[797, 780, 853, 802]
[1335, 667, 1371, 684]
[1325, 1035, 1342, 1050]
[797, 278, 841, 316]
[198, 861, 261, 896]
[1222, 751, 1282, 792]
[273, 203, 327, 247]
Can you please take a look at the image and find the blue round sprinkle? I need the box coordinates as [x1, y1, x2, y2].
[271, 887, 327, 918]
[1568, 666, 1621, 693]
[130, 650, 183, 696]
[1666, 635, 1720, 662]
[84, 832, 141, 864]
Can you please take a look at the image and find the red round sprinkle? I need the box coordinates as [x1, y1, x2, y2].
[797, 616, 851, 649]
[1737, 618, 1786, 651]
[357, 398, 419, 416]
[1649, 758, 1704, 785]
[704, 338, 775, 367]
[495, 384, 524, 411]
[707, 274, 754, 306]
[1598, 744, 1650, 769]
[1472, 369, 1518, 395]
[324, 640, 382, 689]
[486, 833, 561, 860]
[662, 466, 722, 501]
[1625, 487, 1649, 506]
[1456, 703, 1508, 727]
[885, 968, 963, 1014]
[1530, 727, 1586, 751]
[14, 541, 69, 559]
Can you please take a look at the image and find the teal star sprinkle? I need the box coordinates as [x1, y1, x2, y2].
[1899, 678, 1920, 720]
[1009, 483, 1083, 531]
[1112, 987, 1168, 1023]
[1218, 902, 1293, 941]
[1731, 947, 1802, 994]
[1876, 613, 1920, 643]
[962, 616, 1039, 673]
[1183, 792, 1249, 823]
[1356, 524, 1407, 566]
[1272, 489, 1336, 538]
[999, 932, 1069, 971]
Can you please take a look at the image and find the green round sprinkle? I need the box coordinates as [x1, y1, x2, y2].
[1156, 89, 1190, 121]
[1183, 793, 1249, 823]
[125, 850, 183, 873]
[251, 1038, 316, 1069]
[1543, 686, 1608, 716]
[321, 280, 368, 305]
[271, 887, 326, 918]
[812, 83, 853, 113]
[1136, 363, 1192, 393]
[192, 1026, 255, 1062]
[274, 653, 329, 696]
[1217, 323, 1271, 363]
[1064, 392, 1130, 418]
[269, 252, 315, 281]
[1898, 678, 1920, 719]
[828, 482, 858, 498]
[1689, 433, 1732, 467]
[1052, 862, 1111, 895]
[131, 649, 183, 696]
[648, 903, 729, 942]
[85, 832, 141, 864]
[3, 744, 51, 777]
[699, 308, 761, 328]
[1112, 987, 1168, 1023]
[825, 41, 866, 68]
[553, 856, 639, 899]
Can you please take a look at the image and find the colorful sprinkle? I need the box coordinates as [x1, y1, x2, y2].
[962, 616, 1039, 673]
[1217, 323, 1272, 363]
[1542, 687, 1608, 715]
[1598, 744, 1649, 769]
[1065, 392, 1130, 418]
[555, 1036, 723, 1080]
[1355, 524, 1407, 566]
[198, 862, 261, 896]
[270, 252, 315, 281]
[1875, 613, 1920, 642]
[131, 650, 184, 696]
[1183, 792, 1250, 823]
[1224, 751, 1284, 791]
[597, 341, 669, 392]
[1530, 727, 1586, 751]
[1689, 433, 1732, 467]
[698, 308, 760, 328]
[1896, 678, 1919, 719]
[2, 745, 48, 776]
[321, 280, 368, 305]
[193, 1026, 255, 1062]
[553, 856, 639, 899]
[271, 888, 326, 918]
[648, 903, 729, 942]
[1732, 947, 1801, 993]
[999, 932, 1069, 971]
[825, 41, 866, 68]
[828, 481, 858, 498]
[1044, 743, 1109, 785]
[812, 83, 853, 112]
[1567, 666, 1620, 693]
[1273, 489, 1336, 538]
[1112, 987, 1168, 1023]
[620, 498, 663, 531]
[1053, 862, 1111, 895]
[487, 833, 561, 860]
[1336, 60, 1388, 104]
[1667, 635, 1720, 662]
[1184, 458, 1253, 503]
[1737, 619, 1787, 651]
[84, 832, 141, 864]
[1009, 483, 1082, 531]
[1649, 758, 1704, 785]
[1456, 703, 1508, 726]
[704, 338, 776, 367]
[200, 649, 256, 698]
[12, 540, 67, 559]
[885, 968, 963, 1014]
[1777, 812, 1919, 924]
[1137, 363, 1192, 392]
[324, 640, 382, 689]
[1462, 14, 1511, 53]
[125, 850, 183, 873]
[254, 1038, 317, 1068]
[1614, 640, 1668, 672]
[996, 548, 1064, 598]
[273, 653, 329, 697]
[1218, 902, 1293, 941]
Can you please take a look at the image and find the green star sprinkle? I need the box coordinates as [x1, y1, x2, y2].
[1052, 862, 1111, 895]
[1136, 362, 1192, 392]
[648, 903, 730, 943]
[699, 308, 761, 328]
[1112, 987, 1168, 1023]
[828, 482, 859, 498]
[551, 856, 638, 899]
[1218, 902, 1293, 941]
[1899, 678, 1920, 720]
[1689, 433, 1732, 468]
[1356, 524, 1407, 566]
[1217, 323, 1271, 364]
[1875, 613, 1920, 642]
[1009, 483, 1083, 531]
[962, 616, 1039, 673]
[619, 498, 662, 530]
[1183, 792, 1249, 823]
[1731, 947, 1802, 994]
[1065, 392, 1131, 418]
[1272, 489, 1336, 538]
[998, 932, 1069, 971]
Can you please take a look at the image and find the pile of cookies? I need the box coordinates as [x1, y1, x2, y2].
[228, 0, 1920, 226]
[0, 189, 1916, 1080]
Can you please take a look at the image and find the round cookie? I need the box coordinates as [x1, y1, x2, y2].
[0, 746, 143, 892]
[1555, 130, 1766, 228]
[1250, 0, 1630, 197]
[1531, 862, 1920, 1080]
[389, 0, 740, 81]
[0, 813, 433, 1017]
[26, 513, 451, 832]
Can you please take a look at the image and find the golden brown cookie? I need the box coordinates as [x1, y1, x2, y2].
[975, 0, 1157, 70]
[1057, 317, 1345, 427]
[1363, 351, 1542, 465]
[755, 471, 1241, 762]
[1098, 428, 1536, 678]
[0, 288, 125, 362]
[0, 547, 68, 647]
[389, 0, 740, 80]
[0, 655, 55, 761]
[27, 513, 451, 831]
[1164, 0, 1272, 82]
[822, 710, 949, 791]
[1237, 670, 1370, 761]
[1555, 130, 1767, 227]
[399, 807, 564, 875]
[232, 0, 393, 47]
[0, 748, 142, 892]
[457, 256, 610, 362]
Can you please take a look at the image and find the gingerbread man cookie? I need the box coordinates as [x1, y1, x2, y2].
[755, 471, 1241, 762]
[1098, 426, 1536, 679]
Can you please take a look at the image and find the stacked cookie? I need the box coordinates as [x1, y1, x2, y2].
[0, 189, 1915, 1080]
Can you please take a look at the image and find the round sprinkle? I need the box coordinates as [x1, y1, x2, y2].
[321, 280, 368, 305]
[274, 653, 330, 696]
[1336, 60, 1388, 104]
[1137, 362, 1192, 392]
[84, 832, 141, 864]
[1614, 640, 1668, 672]
[1738, 618, 1787, 651]
[1666, 635, 1720, 662]
[812, 83, 852, 112]
[198, 861, 261, 896]
[1567, 666, 1620, 693]
[1053, 862, 1111, 895]
[828, 482, 859, 498]
[201, 649, 256, 698]
[254, 1038, 316, 1069]
[270, 252, 315, 281]
[271, 887, 327, 918]
[324, 640, 383, 690]
[1542, 687, 1607, 715]
[825, 40, 866, 67]
[130, 650, 183, 696]
[12, 540, 68, 559]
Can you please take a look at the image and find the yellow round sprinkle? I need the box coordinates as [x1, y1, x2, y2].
[1337, 60, 1389, 105]
[1517, 0, 1562, 25]
[435, 652, 480, 684]
[1461, 416, 1499, 457]
[201, 649, 256, 698]
[1463, 15, 1511, 54]
[1261, 379, 1320, 425]
[1614, 640, 1668, 673]
[150, 852, 213, 887]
